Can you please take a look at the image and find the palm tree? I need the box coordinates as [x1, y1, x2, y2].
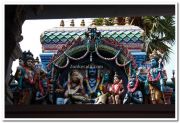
[142, 16, 175, 63]
[94, 16, 175, 63]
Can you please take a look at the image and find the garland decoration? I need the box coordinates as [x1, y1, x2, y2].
[127, 77, 139, 93]
[64, 40, 90, 61]
[54, 57, 70, 69]
[95, 44, 120, 61]
[148, 70, 161, 82]
[115, 57, 131, 67]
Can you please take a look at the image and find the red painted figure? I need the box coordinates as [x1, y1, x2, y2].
[110, 72, 124, 104]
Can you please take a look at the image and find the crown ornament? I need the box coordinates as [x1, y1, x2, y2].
[114, 72, 119, 78]
[149, 49, 162, 60]
[22, 50, 34, 61]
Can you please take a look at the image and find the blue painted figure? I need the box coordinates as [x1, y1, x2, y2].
[99, 71, 112, 94]
[123, 76, 143, 104]
[85, 65, 101, 99]
[147, 49, 165, 104]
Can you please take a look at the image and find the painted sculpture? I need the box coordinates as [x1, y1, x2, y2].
[99, 71, 112, 94]
[64, 70, 90, 104]
[123, 76, 143, 104]
[110, 72, 124, 104]
[85, 65, 101, 99]
[9, 18, 175, 105]
[14, 51, 35, 104]
[147, 49, 166, 104]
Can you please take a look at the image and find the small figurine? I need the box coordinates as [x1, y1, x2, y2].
[64, 70, 89, 104]
[136, 67, 150, 104]
[123, 76, 143, 104]
[99, 71, 112, 94]
[147, 49, 165, 104]
[110, 72, 124, 104]
[14, 51, 35, 104]
[99, 71, 112, 104]
[84, 65, 101, 99]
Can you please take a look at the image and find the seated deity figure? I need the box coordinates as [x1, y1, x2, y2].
[99, 71, 112, 94]
[147, 49, 166, 104]
[84, 65, 101, 99]
[136, 67, 150, 104]
[64, 70, 89, 104]
[123, 75, 143, 104]
[14, 51, 35, 104]
[110, 72, 124, 104]
[96, 71, 112, 104]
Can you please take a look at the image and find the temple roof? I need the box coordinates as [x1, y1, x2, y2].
[40, 25, 144, 45]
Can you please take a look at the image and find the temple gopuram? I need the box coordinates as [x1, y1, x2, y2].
[11, 18, 175, 105]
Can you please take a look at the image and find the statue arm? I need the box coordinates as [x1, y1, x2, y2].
[15, 67, 24, 89]
[160, 77, 165, 92]
[119, 85, 124, 95]
[131, 91, 143, 104]
[123, 93, 129, 104]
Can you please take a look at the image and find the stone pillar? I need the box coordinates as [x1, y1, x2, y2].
[5, 43, 22, 105]
[5, 6, 25, 104]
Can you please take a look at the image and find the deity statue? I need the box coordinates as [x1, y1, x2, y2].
[34, 69, 49, 104]
[136, 67, 150, 104]
[110, 72, 124, 104]
[147, 49, 165, 104]
[85, 65, 101, 99]
[98, 71, 113, 104]
[14, 50, 35, 104]
[64, 70, 90, 104]
[99, 71, 112, 94]
[123, 76, 143, 104]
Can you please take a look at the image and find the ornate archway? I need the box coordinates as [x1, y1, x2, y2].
[39, 24, 147, 104]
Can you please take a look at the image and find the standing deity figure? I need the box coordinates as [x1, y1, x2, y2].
[123, 76, 143, 104]
[34, 68, 49, 104]
[147, 49, 166, 104]
[110, 72, 124, 104]
[14, 51, 35, 104]
[64, 70, 89, 104]
[85, 65, 101, 99]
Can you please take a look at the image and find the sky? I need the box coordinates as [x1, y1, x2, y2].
[11, 18, 93, 73]
[11, 18, 177, 82]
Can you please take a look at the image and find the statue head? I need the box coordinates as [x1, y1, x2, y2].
[70, 69, 83, 85]
[22, 50, 34, 68]
[128, 73, 137, 88]
[113, 72, 121, 84]
[104, 71, 110, 81]
[19, 57, 24, 66]
[128, 77, 136, 88]
[88, 65, 97, 77]
[149, 49, 161, 68]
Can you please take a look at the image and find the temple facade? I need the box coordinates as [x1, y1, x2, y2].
[9, 18, 174, 105]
